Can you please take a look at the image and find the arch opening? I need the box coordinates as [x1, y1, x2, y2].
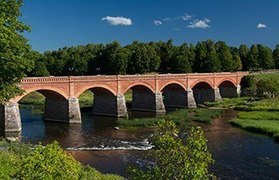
[125, 85, 157, 114]
[78, 87, 119, 117]
[14, 90, 70, 138]
[161, 84, 188, 108]
[218, 81, 238, 98]
[192, 82, 215, 105]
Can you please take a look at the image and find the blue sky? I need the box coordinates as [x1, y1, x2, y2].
[21, 0, 279, 52]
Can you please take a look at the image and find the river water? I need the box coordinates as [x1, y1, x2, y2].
[8, 107, 279, 179]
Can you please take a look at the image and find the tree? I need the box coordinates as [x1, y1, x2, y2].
[231, 47, 242, 71]
[128, 121, 214, 179]
[247, 45, 260, 70]
[126, 41, 160, 74]
[28, 51, 50, 77]
[257, 44, 274, 69]
[273, 45, 279, 69]
[156, 40, 175, 73]
[170, 44, 192, 73]
[0, 0, 34, 103]
[215, 41, 234, 72]
[239, 44, 249, 70]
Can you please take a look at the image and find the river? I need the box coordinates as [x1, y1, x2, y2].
[7, 106, 279, 179]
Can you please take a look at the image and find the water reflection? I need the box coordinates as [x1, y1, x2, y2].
[1, 106, 279, 179]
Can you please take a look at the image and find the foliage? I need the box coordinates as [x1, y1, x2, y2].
[256, 78, 279, 98]
[0, 141, 123, 179]
[0, 0, 34, 103]
[128, 121, 214, 180]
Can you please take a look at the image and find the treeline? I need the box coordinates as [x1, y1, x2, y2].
[29, 40, 279, 76]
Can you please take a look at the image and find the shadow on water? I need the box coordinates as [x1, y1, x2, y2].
[2, 105, 279, 179]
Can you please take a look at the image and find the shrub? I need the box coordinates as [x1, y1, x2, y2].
[128, 121, 214, 180]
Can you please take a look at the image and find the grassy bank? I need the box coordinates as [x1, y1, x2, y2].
[0, 140, 123, 179]
[117, 108, 222, 128]
[208, 96, 279, 141]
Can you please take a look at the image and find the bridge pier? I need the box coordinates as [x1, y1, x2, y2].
[92, 93, 128, 117]
[187, 89, 197, 108]
[0, 102, 21, 133]
[131, 89, 165, 114]
[214, 88, 222, 101]
[68, 98, 82, 123]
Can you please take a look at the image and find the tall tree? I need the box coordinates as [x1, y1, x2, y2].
[239, 44, 250, 70]
[126, 41, 160, 74]
[0, 0, 34, 102]
[99, 41, 128, 75]
[247, 45, 259, 70]
[230, 47, 242, 71]
[257, 44, 274, 69]
[170, 44, 192, 73]
[273, 45, 279, 69]
[215, 41, 234, 72]
[156, 40, 175, 73]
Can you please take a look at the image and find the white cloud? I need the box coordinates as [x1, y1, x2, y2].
[181, 13, 192, 21]
[154, 20, 163, 25]
[101, 16, 132, 26]
[257, 23, 267, 29]
[187, 19, 210, 29]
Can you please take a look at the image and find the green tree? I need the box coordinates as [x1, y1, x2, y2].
[128, 121, 214, 180]
[257, 44, 274, 69]
[239, 44, 249, 70]
[126, 41, 160, 74]
[273, 45, 279, 69]
[231, 47, 242, 71]
[170, 43, 192, 73]
[28, 51, 50, 77]
[215, 41, 234, 72]
[97, 41, 128, 74]
[156, 40, 175, 73]
[0, 0, 34, 102]
[247, 45, 260, 70]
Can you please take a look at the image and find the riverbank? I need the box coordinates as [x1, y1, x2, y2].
[117, 108, 222, 128]
[208, 97, 279, 141]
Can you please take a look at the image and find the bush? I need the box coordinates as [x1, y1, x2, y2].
[0, 141, 123, 180]
[256, 79, 279, 98]
[128, 121, 214, 179]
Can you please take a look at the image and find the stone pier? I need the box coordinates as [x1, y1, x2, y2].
[214, 88, 222, 101]
[187, 89, 197, 108]
[131, 87, 166, 113]
[0, 102, 21, 133]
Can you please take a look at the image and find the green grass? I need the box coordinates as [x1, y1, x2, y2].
[230, 119, 279, 138]
[253, 72, 279, 79]
[117, 108, 222, 128]
[225, 96, 279, 141]
[205, 97, 250, 109]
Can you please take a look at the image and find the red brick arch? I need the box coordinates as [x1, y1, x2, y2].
[190, 80, 214, 89]
[75, 84, 117, 97]
[159, 81, 187, 92]
[217, 79, 237, 87]
[122, 82, 155, 94]
[13, 87, 68, 103]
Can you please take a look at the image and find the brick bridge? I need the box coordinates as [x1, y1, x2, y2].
[0, 72, 248, 134]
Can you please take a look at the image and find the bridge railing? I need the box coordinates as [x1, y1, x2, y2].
[21, 72, 249, 83]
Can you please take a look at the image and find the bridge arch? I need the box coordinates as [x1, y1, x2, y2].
[192, 81, 215, 105]
[218, 80, 238, 98]
[122, 82, 155, 95]
[17, 88, 70, 123]
[159, 81, 186, 92]
[190, 80, 214, 89]
[14, 87, 68, 103]
[75, 84, 116, 98]
[161, 83, 188, 108]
